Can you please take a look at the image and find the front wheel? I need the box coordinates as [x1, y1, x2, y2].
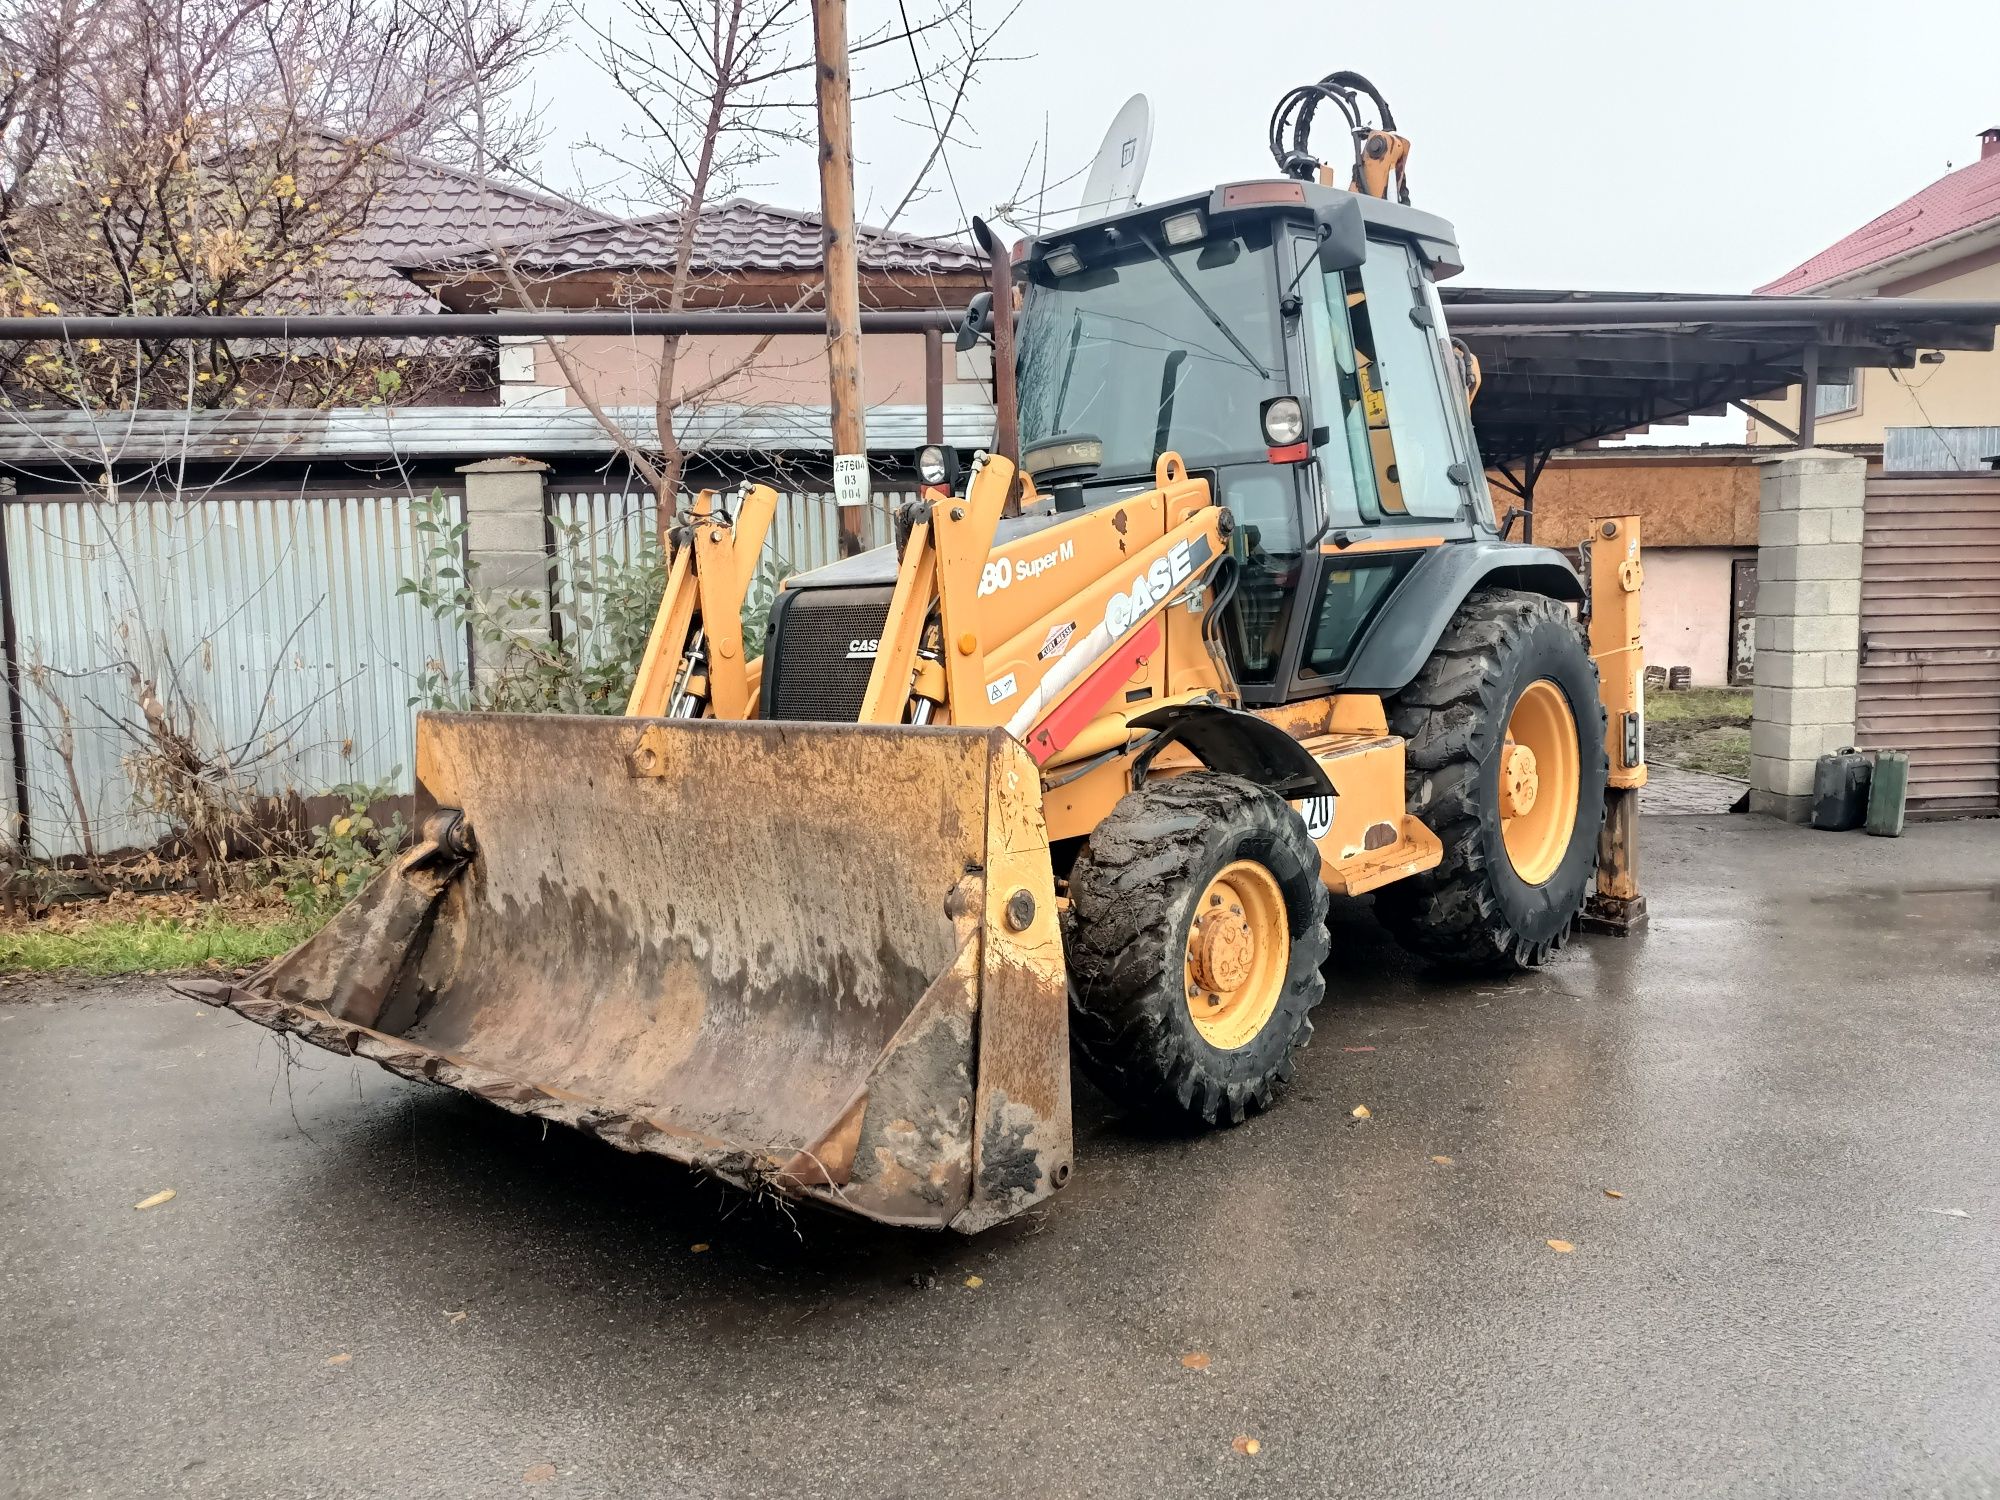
[1064, 773, 1330, 1127]
[1377, 588, 1608, 973]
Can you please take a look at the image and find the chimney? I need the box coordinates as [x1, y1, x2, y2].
[1984, 127, 2000, 161]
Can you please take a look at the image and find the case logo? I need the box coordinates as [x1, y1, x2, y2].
[1105, 540, 1195, 639]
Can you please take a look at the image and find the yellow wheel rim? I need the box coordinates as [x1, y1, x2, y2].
[1500, 678, 1580, 886]
[1184, 860, 1291, 1050]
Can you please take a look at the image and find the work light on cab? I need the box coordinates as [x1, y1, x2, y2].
[1261, 395, 1308, 461]
[1043, 245, 1084, 278]
[916, 443, 959, 493]
[1161, 210, 1206, 245]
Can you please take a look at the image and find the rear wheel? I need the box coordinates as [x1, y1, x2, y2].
[1064, 773, 1329, 1126]
[1377, 588, 1607, 973]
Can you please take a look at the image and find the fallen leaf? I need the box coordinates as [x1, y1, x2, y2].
[1430, 1155, 1453, 1166]
[325, 1352, 352, 1366]
[1231, 1436, 1261, 1456]
[444, 1310, 467, 1323]
[133, 1189, 176, 1211]
[689, 1242, 711, 1253]
[1603, 1189, 1625, 1200]
[1350, 1105, 1371, 1120]
[522, 1462, 556, 1484]
[1546, 1239, 1575, 1254]
[1180, 1352, 1211, 1370]
[1341, 1045, 1376, 1053]
[963, 1275, 984, 1288]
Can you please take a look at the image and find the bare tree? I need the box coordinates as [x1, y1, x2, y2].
[470, 0, 1016, 515]
[0, 0, 557, 412]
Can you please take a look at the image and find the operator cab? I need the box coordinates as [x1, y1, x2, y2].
[1007, 180, 1497, 707]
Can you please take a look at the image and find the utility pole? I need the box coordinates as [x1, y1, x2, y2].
[811, 0, 868, 556]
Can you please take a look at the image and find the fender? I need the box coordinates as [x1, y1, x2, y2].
[1338, 539, 1583, 697]
[1129, 703, 1335, 801]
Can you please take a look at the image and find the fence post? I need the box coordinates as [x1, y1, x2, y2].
[1748, 449, 1865, 821]
[456, 457, 552, 694]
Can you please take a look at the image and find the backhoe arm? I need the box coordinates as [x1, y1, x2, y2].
[625, 485, 779, 719]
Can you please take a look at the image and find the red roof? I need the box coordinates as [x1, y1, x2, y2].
[1758, 147, 2000, 294]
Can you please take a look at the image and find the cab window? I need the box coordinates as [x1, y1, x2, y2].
[1218, 466, 1304, 685]
[1293, 234, 1381, 528]
[1347, 240, 1469, 521]
[1304, 554, 1420, 675]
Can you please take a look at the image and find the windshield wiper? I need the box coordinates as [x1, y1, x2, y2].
[1135, 229, 1269, 380]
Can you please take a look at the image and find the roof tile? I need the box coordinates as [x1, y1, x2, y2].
[408, 197, 983, 280]
[1758, 150, 2000, 294]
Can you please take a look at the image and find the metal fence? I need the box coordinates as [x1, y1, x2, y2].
[0, 481, 909, 860]
[3, 490, 467, 859]
[549, 484, 907, 655]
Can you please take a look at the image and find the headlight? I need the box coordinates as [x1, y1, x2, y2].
[1261, 395, 1306, 447]
[1042, 245, 1083, 278]
[1161, 210, 1205, 246]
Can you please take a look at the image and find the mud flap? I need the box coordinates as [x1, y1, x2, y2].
[182, 713, 1072, 1233]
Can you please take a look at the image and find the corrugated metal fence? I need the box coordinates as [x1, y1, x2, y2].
[1, 482, 905, 860]
[551, 484, 903, 580]
[549, 484, 906, 647]
[2, 490, 468, 859]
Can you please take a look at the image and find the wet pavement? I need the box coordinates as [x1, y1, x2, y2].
[3, 814, 1998, 1500]
[1641, 763, 1748, 815]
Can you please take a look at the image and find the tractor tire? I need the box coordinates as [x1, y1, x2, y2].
[1376, 588, 1608, 974]
[1064, 772, 1330, 1127]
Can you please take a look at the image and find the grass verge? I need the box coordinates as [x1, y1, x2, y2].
[0, 907, 321, 976]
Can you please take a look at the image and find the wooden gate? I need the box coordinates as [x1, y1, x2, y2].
[1857, 473, 2000, 815]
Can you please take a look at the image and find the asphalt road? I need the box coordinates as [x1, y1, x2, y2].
[4, 814, 1998, 1500]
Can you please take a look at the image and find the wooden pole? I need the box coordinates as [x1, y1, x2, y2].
[812, 0, 867, 557]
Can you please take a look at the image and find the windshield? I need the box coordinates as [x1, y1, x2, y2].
[1016, 221, 1283, 479]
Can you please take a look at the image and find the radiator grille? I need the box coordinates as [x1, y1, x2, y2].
[762, 585, 896, 721]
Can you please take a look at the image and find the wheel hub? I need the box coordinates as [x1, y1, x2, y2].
[1499, 742, 1539, 819]
[1183, 862, 1292, 1051]
[1190, 907, 1256, 994]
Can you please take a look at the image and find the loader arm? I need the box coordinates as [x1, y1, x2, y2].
[857, 451, 1232, 755]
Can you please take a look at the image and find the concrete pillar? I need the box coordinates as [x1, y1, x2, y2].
[457, 457, 551, 693]
[1748, 449, 1865, 821]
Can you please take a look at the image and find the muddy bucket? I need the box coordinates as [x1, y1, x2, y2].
[184, 712, 1072, 1232]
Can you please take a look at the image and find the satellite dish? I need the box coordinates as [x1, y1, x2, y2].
[1073, 94, 1153, 226]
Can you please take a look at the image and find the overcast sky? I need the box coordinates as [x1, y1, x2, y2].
[533, 0, 2000, 295]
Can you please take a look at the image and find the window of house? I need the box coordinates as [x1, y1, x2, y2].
[1814, 369, 1858, 418]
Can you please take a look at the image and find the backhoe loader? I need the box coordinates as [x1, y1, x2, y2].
[185, 74, 1647, 1233]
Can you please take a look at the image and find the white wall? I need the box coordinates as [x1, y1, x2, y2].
[1643, 546, 1753, 687]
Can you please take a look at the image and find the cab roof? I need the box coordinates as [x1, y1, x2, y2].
[1023, 179, 1465, 281]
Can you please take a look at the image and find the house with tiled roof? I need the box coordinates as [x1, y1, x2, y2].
[397, 198, 992, 414]
[1747, 127, 2000, 447]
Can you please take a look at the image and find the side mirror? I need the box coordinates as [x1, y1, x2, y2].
[955, 291, 993, 352]
[1314, 196, 1368, 274]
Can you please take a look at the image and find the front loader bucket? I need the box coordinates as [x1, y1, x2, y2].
[184, 713, 1072, 1233]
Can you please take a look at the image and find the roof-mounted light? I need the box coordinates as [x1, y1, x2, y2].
[1161, 210, 1206, 246]
[1043, 245, 1084, 278]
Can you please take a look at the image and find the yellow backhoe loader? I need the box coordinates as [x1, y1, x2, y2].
[184, 75, 1647, 1233]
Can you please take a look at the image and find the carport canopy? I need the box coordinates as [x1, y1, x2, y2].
[1437, 288, 2000, 506]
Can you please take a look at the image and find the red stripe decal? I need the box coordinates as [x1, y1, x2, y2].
[1024, 617, 1161, 766]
